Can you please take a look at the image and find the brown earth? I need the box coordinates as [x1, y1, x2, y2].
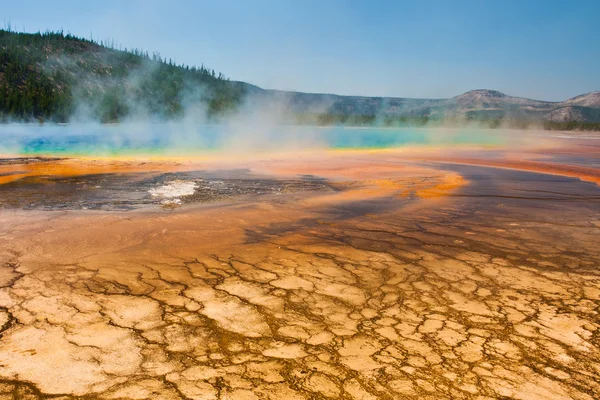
[0, 143, 599, 399]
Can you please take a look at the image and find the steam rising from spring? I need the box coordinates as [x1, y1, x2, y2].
[0, 49, 555, 156]
[0, 34, 567, 157]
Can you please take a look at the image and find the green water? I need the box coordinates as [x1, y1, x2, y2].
[0, 124, 504, 157]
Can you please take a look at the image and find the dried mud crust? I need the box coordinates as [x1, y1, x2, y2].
[0, 185, 599, 400]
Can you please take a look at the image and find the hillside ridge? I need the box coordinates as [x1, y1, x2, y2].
[1, 29, 599, 127]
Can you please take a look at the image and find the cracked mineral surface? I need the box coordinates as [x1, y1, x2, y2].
[0, 138, 599, 399]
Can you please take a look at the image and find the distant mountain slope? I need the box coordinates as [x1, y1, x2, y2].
[439, 90, 600, 122]
[562, 92, 600, 108]
[1, 29, 599, 125]
[265, 88, 600, 123]
[544, 105, 600, 123]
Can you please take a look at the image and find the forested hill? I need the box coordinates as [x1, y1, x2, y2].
[1, 29, 600, 129]
[0, 29, 249, 122]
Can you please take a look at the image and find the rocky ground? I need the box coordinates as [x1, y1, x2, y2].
[0, 144, 598, 399]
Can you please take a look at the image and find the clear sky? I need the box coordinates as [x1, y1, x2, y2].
[3, 0, 599, 100]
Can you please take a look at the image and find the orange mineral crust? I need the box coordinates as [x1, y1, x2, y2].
[0, 145, 599, 399]
[0, 158, 194, 185]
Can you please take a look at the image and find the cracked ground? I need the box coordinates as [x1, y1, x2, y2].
[0, 142, 599, 399]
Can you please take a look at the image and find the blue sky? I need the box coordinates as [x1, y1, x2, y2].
[3, 0, 599, 100]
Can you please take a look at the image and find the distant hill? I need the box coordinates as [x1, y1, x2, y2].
[274, 89, 600, 124]
[438, 90, 600, 122]
[1, 29, 599, 128]
[562, 92, 600, 108]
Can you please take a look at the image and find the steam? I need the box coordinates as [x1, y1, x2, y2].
[149, 180, 198, 206]
[0, 46, 554, 158]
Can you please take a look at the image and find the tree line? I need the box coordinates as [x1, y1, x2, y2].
[0, 29, 246, 122]
[1, 28, 598, 131]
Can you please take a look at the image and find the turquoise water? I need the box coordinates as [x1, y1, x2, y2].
[0, 123, 504, 156]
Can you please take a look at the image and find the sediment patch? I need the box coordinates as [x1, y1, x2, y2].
[0, 147, 598, 399]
